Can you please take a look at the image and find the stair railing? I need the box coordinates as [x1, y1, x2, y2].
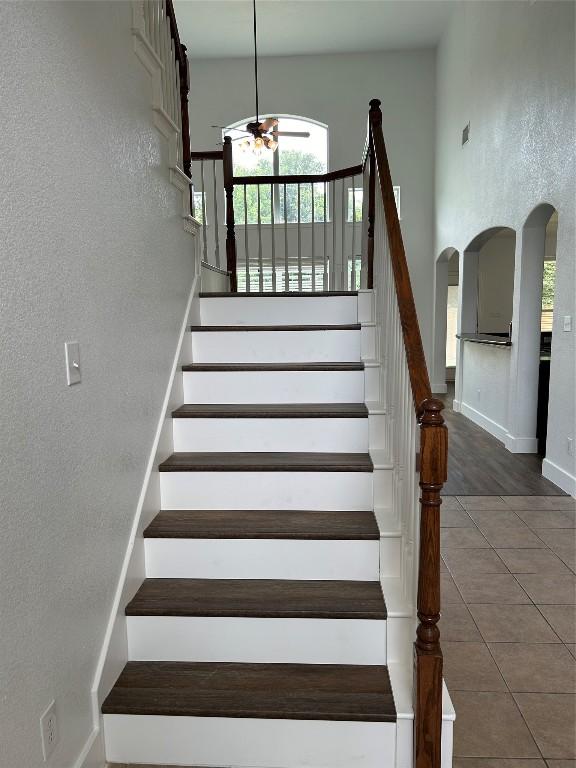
[136, 0, 191, 187]
[366, 99, 447, 768]
[219, 134, 365, 292]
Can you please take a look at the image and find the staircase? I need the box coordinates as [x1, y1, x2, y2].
[102, 289, 405, 766]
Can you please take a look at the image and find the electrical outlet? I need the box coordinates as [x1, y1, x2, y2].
[40, 700, 58, 761]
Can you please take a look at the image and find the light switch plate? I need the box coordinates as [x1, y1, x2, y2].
[563, 315, 572, 332]
[65, 342, 81, 385]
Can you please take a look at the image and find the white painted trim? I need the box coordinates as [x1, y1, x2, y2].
[432, 381, 448, 394]
[542, 457, 576, 497]
[201, 260, 230, 276]
[452, 398, 461, 412]
[73, 727, 105, 768]
[504, 433, 539, 454]
[89, 271, 200, 727]
[460, 401, 508, 443]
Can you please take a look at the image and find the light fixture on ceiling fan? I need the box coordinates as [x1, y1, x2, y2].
[232, 0, 311, 153]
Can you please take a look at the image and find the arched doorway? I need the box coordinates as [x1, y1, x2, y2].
[506, 204, 558, 455]
[454, 228, 516, 438]
[432, 248, 459, 394]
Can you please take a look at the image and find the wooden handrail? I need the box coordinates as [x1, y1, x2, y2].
[191, 150, 224, 161]
[165, 0, 191, 189]
[368, 98, 446, 768]
[233, 164, 363, 186]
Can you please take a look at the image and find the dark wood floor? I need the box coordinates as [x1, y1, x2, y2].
[438, 385, 565, 496]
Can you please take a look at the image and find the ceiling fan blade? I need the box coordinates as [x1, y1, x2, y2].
[271, 131, 311, 138]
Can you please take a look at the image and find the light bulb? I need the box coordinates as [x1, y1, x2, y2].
[267, 137, 278, 151]
[239, 138, 250, 152]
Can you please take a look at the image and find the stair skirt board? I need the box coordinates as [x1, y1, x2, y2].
[143, 537, 400, 580]
[103, 715, 396, 768]
[190, 327, 361, 365]
[199, 294, 359, 326]
[126, 616, 387, 664]
[172, 417, 369, 453]
[159, 471, 377, 511]
[182, 368, 365, 404]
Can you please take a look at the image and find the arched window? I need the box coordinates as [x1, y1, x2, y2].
[224, 116, 328, 226]
[224, 115, 328, 178]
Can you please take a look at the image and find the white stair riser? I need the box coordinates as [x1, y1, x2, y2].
[127, 616, 387, 664]
[160, 471, 373, 511]
[200, 295, 359, 326]
[144, 538, 382, 580]
[103, 714, 396, 768]
[173, 417, 368, 453]
[191, 329, 361, 363]
[183, 369, 364, 404]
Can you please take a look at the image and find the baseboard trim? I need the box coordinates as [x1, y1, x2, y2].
[460, 401, 507, 443]
[89, 273, 200, 731]
[432, 382, 448, 395]
[504, 434, 539, 454]
[73, 727, 105, 768]
[542, 457, 576, 497]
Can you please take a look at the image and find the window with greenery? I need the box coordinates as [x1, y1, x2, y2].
[541, 260, 556, 332]
[226, 116, 328, 224]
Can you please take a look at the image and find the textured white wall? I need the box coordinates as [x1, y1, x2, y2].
[461, 343, 511, 439]
[0, 2, 196, 766]
[435, 1, 575, 491]
[477, 234, 516, 334]
[187, 50, 437, 358]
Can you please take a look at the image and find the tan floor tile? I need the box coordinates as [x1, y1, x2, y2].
[442, 572, 464, 604]
[537, 606, 576, 643]
[442, 506, 475, 527]
[516, 510, 576, 529]
[480, 526, 548, 549]
[443, 496, 466, 511]
[458, 496, 508, 511]
[503, 497, 574, 512]
[496, 549, 572, 575]
[566, 645, 576, 658]
[440, 604, 482, 641]
[546, 761, 576, 768]
[516, 575, 576, 604]
[441, 528, 490, 549]
[453, 761, 546, 768]
[451, 691, 540, 757]
[536, 530, 576, 553]
[514, 693, 576, 758]
[443, 548, 509, 576]
[469, 509, 526, 528]
[443, 641, 507, 691]
[454, 573, 531, 604]
[469, 605, 561, 643]
[489, 643, 576, 693]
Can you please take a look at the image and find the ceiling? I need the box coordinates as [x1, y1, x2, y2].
[174, 1, 454, 59]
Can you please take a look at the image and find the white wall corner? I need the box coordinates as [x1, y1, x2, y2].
[542, 457, 576, 498]
[89, 273, 201, 732]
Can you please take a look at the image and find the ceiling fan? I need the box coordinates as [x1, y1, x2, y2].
[224, 0, 310, 152]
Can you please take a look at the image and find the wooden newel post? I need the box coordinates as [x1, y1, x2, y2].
[367, 99, 382, 290]
[222, 136, 238, 292]
[414, 397, 447, 768]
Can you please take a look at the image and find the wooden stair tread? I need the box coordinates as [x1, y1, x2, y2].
[171, 403, 368, 419]
[158, 452, 374, 472]
[102, 661, 396, 722]
[125, 578, 387, 619]
[199, 291, 358, 298]
[182, 362, 365, 372]
[190, 323, 361, 332]
[144, 509, 379, 540]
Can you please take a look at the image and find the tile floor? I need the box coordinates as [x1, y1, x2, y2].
[441, 495, 576, 765]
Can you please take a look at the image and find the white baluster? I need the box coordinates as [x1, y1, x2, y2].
[270, 184, 276, 292]
[323, 182, 328, 291]
[244, 186, 250, 292]
[297, 184, 302, 291]
[257, 185, 263, 291]
[283, 183, 289, 291]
